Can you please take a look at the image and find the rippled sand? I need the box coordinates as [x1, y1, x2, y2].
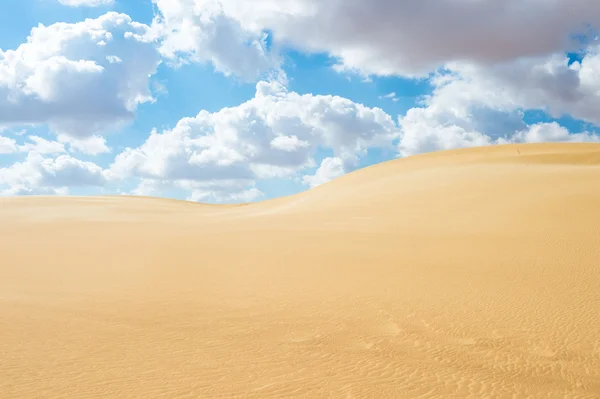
[2, 143, 600, 398]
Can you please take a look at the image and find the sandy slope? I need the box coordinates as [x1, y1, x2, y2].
[2, 143, 600, 398]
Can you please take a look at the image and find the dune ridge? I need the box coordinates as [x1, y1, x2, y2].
[2, 143, 600, 398]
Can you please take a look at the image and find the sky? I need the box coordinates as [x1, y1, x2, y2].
[1, 0, 600, 203]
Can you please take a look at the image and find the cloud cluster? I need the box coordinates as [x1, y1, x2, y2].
[2, 1, 600, 200]
[0, 153, 107, 196]
[302, 157, 346, 188]
[396, 46, 600, 156]
[156, 0, 600, 77]
[109, 80, 398, 199]
[149, 1, 600, 173]
[0, 135, 18, 154]
[443, 47, 600, 126]
[0, 12, 161, 137]
[151, 0, 282, 81]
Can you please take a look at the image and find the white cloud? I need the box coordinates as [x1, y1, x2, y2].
[58, 0, 114, 6]
[129, 177, 263, 203]
[186, 180, 264, 203]
[110, 80, 398, 199]
[58, 135, 111, 155]
[397, 77, 515, 157]
[0, 153, 107, 195]
[441, 47, 600, 126]
[0, 136, 18, 154]
[379, 92, 400, 103]
[270, 135, 309, 152]
[5, 1, 598, 201]
[19, 136, 66, 154]
[0, 12, 161, 137]
[397, 87, 600, 157]
[2, 185, 68, 196]
[398, 109, 600, 157]
[1, 133, 111, 156]
[395, 46, 600, 157]
[151, 0, 282, 81]
[106, 55, 122, 63]
[1, 135, 67, 155]
[508, 122, 600, 144]
[147, 0, 600, 97]
[302, 157, 345, 188]
[188, 0, 600, 77]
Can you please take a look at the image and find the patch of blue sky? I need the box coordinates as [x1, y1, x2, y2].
[522, 110, 600, 133]
[284, 50, 433, 118]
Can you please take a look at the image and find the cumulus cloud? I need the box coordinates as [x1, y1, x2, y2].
[302, 157, 345, 188]
[58, 0, 114, 7]
[0, 153, 107, 195]
[149, 0, 600, 137]
[396, 46, 600, 156]
[2, 186, 68, 196]
[0, 12, 161, 137]
[0, 136, 18, 154]
[148, 1, 600, 136]
[19, 136, 66, 154]
[440, 47, 600, 126]
[508, 122, 600, 144]
[169, 0, 600, 77]
[185, 180, 264, 203]
[110, 80, 398, 199]
[397, 94, 600, 157]
[58, 135, 111, 155]
[5, 1, 599, 200]
[129, 177, 263, 203]
[151, 0, 282, 81]
[1, 131, 111, 157]
[1, 135, 67, 154]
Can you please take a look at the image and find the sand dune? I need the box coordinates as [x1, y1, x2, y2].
[2, 142, 600, 398]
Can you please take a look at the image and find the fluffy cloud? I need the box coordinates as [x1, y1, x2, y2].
[0, 153, 107, 195]
[302, 157, 345, 188]
[19, 136, 66, 154]
[110, 80, 398, 199]
[0, 12, 161, 137]
[152, 0, 600, 140]
[58, 135, 111, 155]
[0, 135, 66, 155]
[509, 122, 600, 144]
[58, 0, 114, 6]
[184, 180, 264, 203]
[129, 177, 262, 203]
[151, 0, 282, 81]
[0, 131, 110, 157]
[398, 100, 600, 157]
[4, 1, 600, 201]
[440, 47, 600, 126]
[160, 0, 599, 77]
[396, 46, 600, 156]
[0, 136, 18, 154]
[2, 186, 68, 196]
[397, 75, 518, 156]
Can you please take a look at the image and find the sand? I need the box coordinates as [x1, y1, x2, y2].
[1, 142, 600, 398]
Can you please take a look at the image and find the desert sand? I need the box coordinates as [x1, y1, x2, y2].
[2, 142, 600, 398]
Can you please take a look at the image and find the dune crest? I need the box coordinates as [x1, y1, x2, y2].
[2, 143, 600, 398]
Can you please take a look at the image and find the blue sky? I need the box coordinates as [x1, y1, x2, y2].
[1, 0, 599, 201]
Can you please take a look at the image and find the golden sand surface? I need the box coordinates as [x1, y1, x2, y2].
[2, 143, 600, 398]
